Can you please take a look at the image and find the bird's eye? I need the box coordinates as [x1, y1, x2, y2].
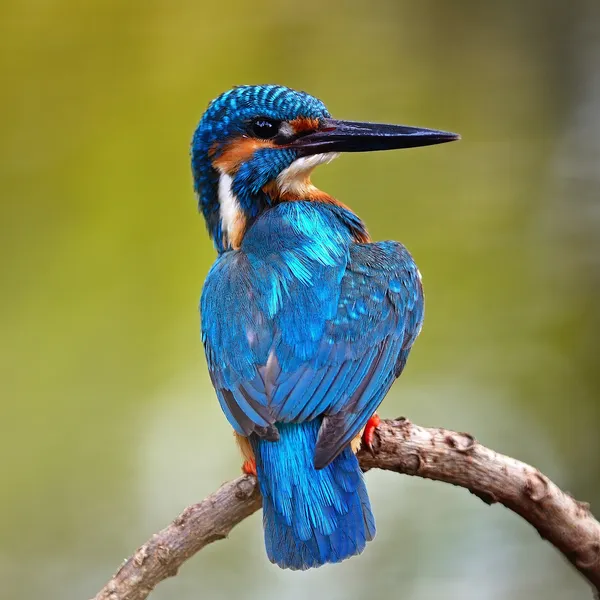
[250, 118, 281, 139]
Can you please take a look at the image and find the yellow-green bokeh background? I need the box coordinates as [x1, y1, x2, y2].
[2, 1, 599, 599]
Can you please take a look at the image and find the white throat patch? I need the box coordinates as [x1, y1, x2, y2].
[217, 171, 243, 247]
[276, 152, 340, 196]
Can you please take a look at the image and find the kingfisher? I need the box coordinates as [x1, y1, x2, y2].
[192, 85, 458, 570]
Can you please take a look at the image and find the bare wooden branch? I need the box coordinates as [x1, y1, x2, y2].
[92, 418, 600, 600]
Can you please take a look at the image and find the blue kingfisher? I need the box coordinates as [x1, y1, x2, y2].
[191, 84, 459, 570]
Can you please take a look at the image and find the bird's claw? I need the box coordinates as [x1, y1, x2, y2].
[242, 458, 257, 477]
[362, 413, 381, 455]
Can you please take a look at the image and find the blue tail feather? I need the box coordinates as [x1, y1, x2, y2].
[251, 420, 376, 570]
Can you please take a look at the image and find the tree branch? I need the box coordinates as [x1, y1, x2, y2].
[91, 418, 600, 600]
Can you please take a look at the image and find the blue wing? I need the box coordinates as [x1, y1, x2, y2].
[311, 242, 423, 467]
[201, 207, 423, 468]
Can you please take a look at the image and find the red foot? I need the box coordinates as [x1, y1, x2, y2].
[362, 413, 381, 454]
[242, 459, 257, 477]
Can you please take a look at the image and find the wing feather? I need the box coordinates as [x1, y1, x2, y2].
[202, 240, 423, 467]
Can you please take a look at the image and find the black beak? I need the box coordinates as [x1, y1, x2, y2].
[287, 118, 460, 155]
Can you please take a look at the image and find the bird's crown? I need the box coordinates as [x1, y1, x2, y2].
[193, 85, 329, 153]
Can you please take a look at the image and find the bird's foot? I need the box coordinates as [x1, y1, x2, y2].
[362, 413, 381, 455]
[242, 458, 257, 477]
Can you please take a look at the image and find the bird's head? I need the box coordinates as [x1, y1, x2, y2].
[191, 84, 458, 252]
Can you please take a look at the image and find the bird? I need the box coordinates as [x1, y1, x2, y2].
[191, 84, 458, 570]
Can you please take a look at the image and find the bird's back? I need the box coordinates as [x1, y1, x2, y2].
[201, 201, 423, 569]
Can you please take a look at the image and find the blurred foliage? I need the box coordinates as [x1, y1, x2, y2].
[1, 1, 599, 599]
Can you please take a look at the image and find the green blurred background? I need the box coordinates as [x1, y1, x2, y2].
[2, 1, 599, 598]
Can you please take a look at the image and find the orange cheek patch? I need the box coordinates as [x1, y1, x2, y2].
[212, 137, 275, 175]
[289, 117, 320, 134]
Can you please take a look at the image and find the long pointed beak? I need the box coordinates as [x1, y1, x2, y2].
[287, 118, 460, 155]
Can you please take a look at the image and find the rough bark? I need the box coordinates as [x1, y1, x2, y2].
[92, 418, 600, 600]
